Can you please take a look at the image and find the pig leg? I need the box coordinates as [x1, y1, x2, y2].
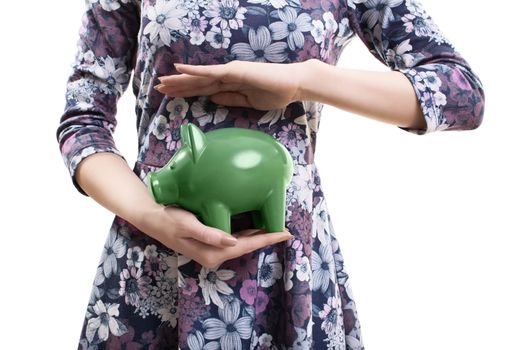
[260, 183, 286, 233]
[251, 211, 264, 230]
[201, 202, 232, 234]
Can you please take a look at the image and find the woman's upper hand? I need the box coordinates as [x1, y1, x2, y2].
[137, 204, 293, 268]
[154, 59, 313, 110]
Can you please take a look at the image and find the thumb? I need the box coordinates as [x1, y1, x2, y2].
[185, 221, 238, 247]
[210, 92, 251, 108]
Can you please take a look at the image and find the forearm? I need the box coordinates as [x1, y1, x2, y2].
[75, 152, 161, 232]
[298, 59, 426, 130]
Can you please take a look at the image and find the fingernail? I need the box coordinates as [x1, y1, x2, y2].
[158, 76, 166, 82]
[223, 236, 238, 246]
[154, 84, 162, 91]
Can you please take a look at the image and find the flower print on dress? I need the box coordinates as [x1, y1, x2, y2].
[246, 0, 287, 9]
[221, 254, 258, 287]
[292, 324, 312, 349]
[258, 108, 285, 126]
[65, 80, 96, 112]
[179, 292, 208, 340]
[331, 238, 350, 286]
[187, 330, 220, 350]
[402, 12, 431, 37]
[310, 19, 325, 44]
[152, 114, 169, 140]
[85, 300, 127, 344]
[291, 294, 312, 328]
[99, 225, 127, 278]
[190, 96, 229, 126]
[102, 0, 131, 12]
[206, 25, 233, 49]
[239, 279, 257, 305]
[312, 196, 330, 245]
[318, 296, 344, 338]
[157, 297, 180, 328]
[167, 97, 190, 119]
[163, 116, 186, 151]
[312, 243, 336, 293]
[400, 4, 450, 45]
[334, 17, 353, 47]
[199, 266, 236, 308]
[400, 67, 449, 133]
[278, 118, 306, 149]
[258, 333, 274, 347]
[288, 164, 315, 210]
[296, 255, 312, 283]
[202, 297, 253, 350]
[268, 6, 313, 51]
[88, 0, 131, 12]
[346, 0, 367, 10]
[88, 267, 106, 306]
[143, 246, 169, 277]
[181, 277, 199, 295]
[183, 15, 209, 45]
[284, 269, 294, 291]
[126, 246, 144, 268]
[286, 239, 305, 270]
[257, 251, 283, 288]
[119, 267, 151, 307]
[231, 26, 288, 63]
[360, 0, 404, 28]
[90, 56, 130, 95]
[144, 0, 189, 47]
[203, 0, 247, 30]
[184, 0, 203, 18]
[316, 12, 337, 60]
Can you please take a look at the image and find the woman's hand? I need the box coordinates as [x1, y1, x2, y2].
[138, 204, 293, 269]
[155, 60, 313, 110]
[75, 153, 292, 269]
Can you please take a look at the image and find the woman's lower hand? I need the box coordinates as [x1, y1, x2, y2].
[154, 59, 314, 110]
[137, 204, 293, 268]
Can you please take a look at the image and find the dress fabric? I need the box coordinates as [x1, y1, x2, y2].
[57, 0, 484, 348]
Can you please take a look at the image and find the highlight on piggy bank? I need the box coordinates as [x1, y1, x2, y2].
[147, 123, 294, 234]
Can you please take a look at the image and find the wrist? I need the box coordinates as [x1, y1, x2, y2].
[295, 58, 327, 102]
[127, 199, 165, 234]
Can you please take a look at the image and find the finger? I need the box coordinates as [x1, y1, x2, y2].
[156, 79, 241, 96]
[170, 236, 224, 268]
[174, 63, 226, 79]
[158, 74, 215, 87]
[231, 228, 266, 238]
[176, 62, 246, 84]
[210, 92, 251, 108]
[179, 220, 238, 248]
[223, 231, 293, 260]
[156, 84, 223, 98]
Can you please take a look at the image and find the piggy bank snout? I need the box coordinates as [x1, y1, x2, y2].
[147, 171, 179, 205]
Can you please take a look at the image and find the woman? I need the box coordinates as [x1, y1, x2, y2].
[57, 0, 484, 348]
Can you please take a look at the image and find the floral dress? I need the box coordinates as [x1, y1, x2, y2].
[57, 0, 484, 348]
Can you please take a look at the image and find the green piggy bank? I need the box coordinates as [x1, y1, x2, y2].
[147, 123, 294, 234]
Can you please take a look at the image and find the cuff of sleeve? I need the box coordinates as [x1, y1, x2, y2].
[398, 67, 450, 135]
[65, 144, 125, 196]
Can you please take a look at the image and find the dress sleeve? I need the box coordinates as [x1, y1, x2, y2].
[56, 0, 140, 195]
[345, 0, 485, 134]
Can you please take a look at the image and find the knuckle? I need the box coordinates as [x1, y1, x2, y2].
[201, 257, 218, 269]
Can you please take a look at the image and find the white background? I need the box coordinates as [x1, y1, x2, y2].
[0, 0, 523, 349]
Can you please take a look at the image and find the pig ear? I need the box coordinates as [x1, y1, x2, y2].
[182, 123, 207, 163]
[180, 124, 191, 147]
